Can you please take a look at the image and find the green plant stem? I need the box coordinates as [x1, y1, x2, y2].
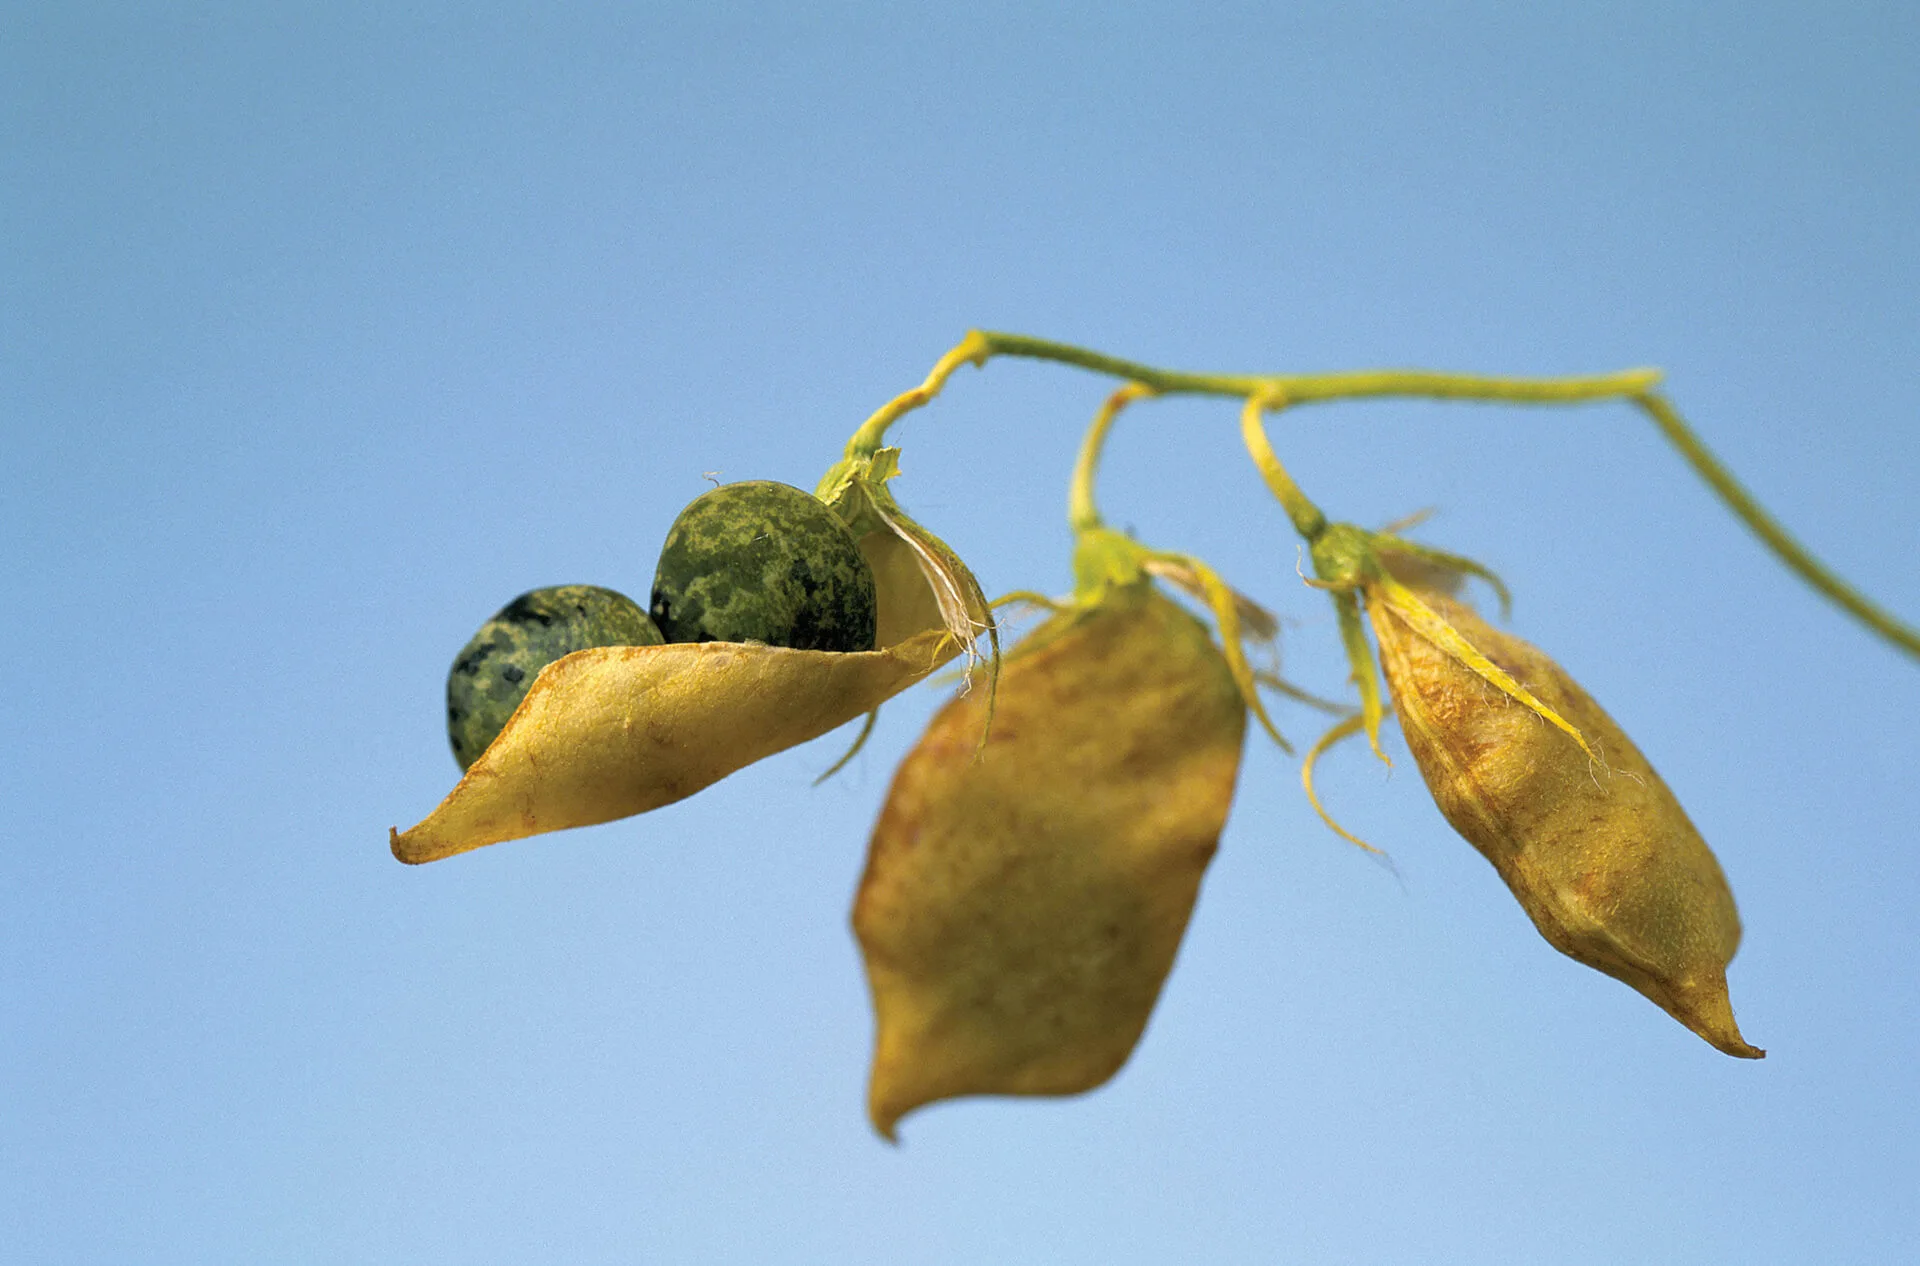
[1240, 395, 1328, 542]
[1068, 383, 1154, 532]
[1634, 392, 1920, 662]
[978, 331, 1663, 405]
[844, 329, 1920, 666]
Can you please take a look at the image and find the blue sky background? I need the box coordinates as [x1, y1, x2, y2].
[5, 4, 1917, 1262]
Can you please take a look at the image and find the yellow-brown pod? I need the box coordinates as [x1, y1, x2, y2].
[857, 525, 950, 649]
[852, 581, 1248, 1138]
[392, 630, 954, 864]
[1368, 585, 1762, 1058]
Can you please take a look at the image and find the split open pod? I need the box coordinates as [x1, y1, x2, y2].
[852, 579, 1249, 1138]
[1367, 580, 1762, 1058]
[391, 497, 979, 864]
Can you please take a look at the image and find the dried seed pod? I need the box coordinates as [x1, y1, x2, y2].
[1368, 584, 1762, 1058]
[853, 582, 1248, 1138]
[857, 523, 952, 649]
[822, 446, 998, 670]
[394, 483, 971, 865]
[446, 585, 664, 771]
[650, 480, 877, 652]
[393, 628, 953, 864]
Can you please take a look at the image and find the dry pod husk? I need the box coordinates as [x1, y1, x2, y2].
[858, 524, 951, 649]
[1368, 583, 1762, 1058]
[446, 584, 664, 772]
[824, 448, 996, 667]
[392, 528, 960, 864]
[852, 581, 1248, 1138]
[393, 449, 988, 865]
[393, 630, 954, 863]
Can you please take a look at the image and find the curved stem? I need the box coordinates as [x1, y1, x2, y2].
[978, 331, 1663, 405]
[845, 331, 1920, 666]
[977, 332, 1275, 396]
[851, 329, 1663, 456]
[843, 330, 990, 458]
[1634, 392, 1920, 662]
[1069, 383, 1156, 533]
[1240, 394, 1328, 542]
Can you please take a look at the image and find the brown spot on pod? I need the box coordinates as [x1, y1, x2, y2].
[1368, 584, 1762, 1058]
[852, 582, 1248, 1138]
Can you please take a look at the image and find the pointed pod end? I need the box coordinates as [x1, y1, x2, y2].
[1699, 1024, 1766, 1060]
[391, 823, 468, 866]
[867, 1089, 905, 1145]
[387, 632, 956, 868]
[864, 1031, 950, 1143]
[1668, 977, 1765, 1060]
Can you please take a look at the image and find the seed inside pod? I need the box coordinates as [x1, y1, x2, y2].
[650, 480, 877, 652]
[446, 584, 663, 771]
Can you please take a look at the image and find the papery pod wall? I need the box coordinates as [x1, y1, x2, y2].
[391, 483, 972, 864]
[1367, 582, 1761, 1058]
[393, 330, 1920, 1123]
[853, 579, 1248, 1137]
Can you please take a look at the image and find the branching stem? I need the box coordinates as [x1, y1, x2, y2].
[843, 329, 1920, 666]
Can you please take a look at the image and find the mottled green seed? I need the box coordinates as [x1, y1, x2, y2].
[446, 584, 664, 771]
[650, 480, 877, 652]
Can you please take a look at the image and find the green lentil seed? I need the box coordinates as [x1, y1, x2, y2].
[650, 481, 877, 652]
[446, 584, 663, 770]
